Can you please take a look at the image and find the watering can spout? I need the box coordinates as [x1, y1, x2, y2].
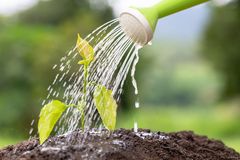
[120, 0, 209, 45]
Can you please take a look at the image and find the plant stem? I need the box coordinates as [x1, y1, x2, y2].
[81, 64, 88, 129]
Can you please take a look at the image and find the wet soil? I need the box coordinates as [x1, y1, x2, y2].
[0, 129, 239, 160]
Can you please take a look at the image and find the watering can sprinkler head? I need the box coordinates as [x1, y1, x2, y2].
[120, 8, 154, 46]
[120, 0, 209, 46]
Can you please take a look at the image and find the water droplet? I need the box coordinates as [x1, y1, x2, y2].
[68, 50, 73, 56]
[53, 74, 59, 85]
[59, 73, 66, 82]
[134, 122, 138, 132]
[41, 100, 46, 105]
[31, 120, 35, 126]
[47, 86, 51, 91]
[60, 56, 66, 62]
[135, 101, 140, 108]
[148, 41, 152, 46]
[49, 88, 53, 94]
[29, 128, 33, 135]
[47, 93, 51, 99]
[59, 66, 65, 72]
[52, 64, 57, 70]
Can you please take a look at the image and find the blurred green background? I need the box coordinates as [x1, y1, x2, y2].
[0, 0, 240, 152]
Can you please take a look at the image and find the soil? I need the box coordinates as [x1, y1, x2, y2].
[0, 129, 239, 160]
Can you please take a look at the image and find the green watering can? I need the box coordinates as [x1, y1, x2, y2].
[120, 0, 209, 45]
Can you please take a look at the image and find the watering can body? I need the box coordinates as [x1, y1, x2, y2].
[120, 0, 209, 45]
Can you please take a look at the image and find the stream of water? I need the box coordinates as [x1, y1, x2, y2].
[30, 18, 144, 138]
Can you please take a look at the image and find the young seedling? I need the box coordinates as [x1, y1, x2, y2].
[76, 34, 95, 127]
[38, 34, 117, 144]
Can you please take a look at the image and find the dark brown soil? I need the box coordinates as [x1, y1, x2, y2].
[0, 129, 239, 160]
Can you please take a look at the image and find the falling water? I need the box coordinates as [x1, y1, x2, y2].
[30, 18, 143, 138]
[131, 46, 141, 133]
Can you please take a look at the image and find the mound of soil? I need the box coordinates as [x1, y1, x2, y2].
[1, 129, 239, 160]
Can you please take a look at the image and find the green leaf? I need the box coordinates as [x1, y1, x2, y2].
[76, 34, 94, 65]
[93, 85, 117, 130]
[38, 100, 67, 144]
